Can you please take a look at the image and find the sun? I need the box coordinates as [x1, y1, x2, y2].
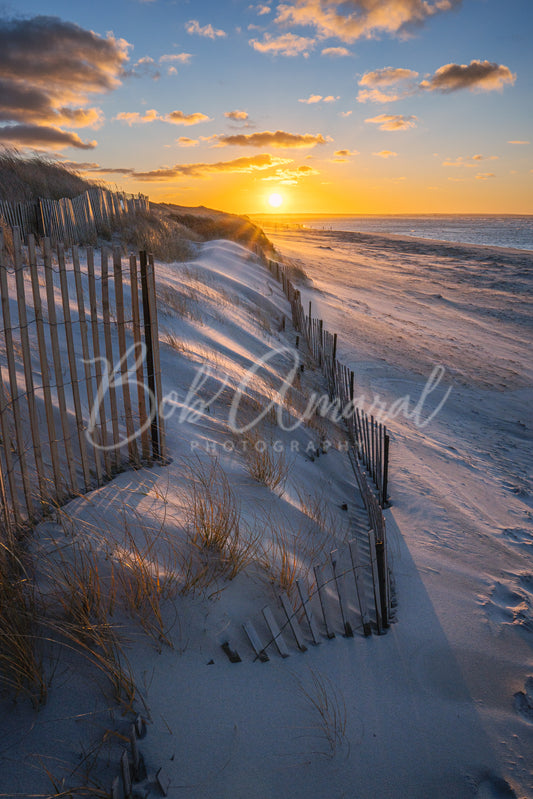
[268, 192, 283, 209]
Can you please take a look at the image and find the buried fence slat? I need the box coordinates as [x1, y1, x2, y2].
[43, 238, 78, 494]
[28, 235, 63, 501]
[375, 539, 390, 628]
[129, 254, 150, 461]
[243, 620, 269, 662]
[296, 579, 321, 645]
[13, 228, 47, 508]
[110, 776, 120, 799]
[382, 431, 390, 506]
[0, 232, 34, 518]
[57, 244, 91, 491]
[101, 248, 121, 470]
[86, 248, 111, 478]
[279, 592, 307, 652]
[72, 245, 103, 485]
[113, 248, 139, 466]
[367, 529, 383, 634]
[330, 550, 354, 637]
[313, 564, 336, 639]
[348, 539, 372, 636]
[262, 606, 290, 658]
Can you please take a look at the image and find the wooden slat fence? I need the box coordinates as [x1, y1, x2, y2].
[0, 188, 150, 246]
[0, 228, 164, 533]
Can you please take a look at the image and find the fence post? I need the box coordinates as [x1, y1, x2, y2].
[113, 248, 139, 467]
[382, 432, 390, 506]
[129, 254, 151, 462]
[101, 247, 121, 471]
[87, 248, 111, 478]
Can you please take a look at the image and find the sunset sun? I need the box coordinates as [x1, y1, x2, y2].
[268, 192, 283, 209]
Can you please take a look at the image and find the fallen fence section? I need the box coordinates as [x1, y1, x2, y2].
[0, 229, 165, 533]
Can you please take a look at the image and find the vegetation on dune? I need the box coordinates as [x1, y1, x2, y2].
[0, 149, 91, 202]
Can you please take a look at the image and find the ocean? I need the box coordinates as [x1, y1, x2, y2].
[258, 214, 533, 251]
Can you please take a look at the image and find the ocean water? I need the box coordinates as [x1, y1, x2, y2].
[264, 215, 533, 251]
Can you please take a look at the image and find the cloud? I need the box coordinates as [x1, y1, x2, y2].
[360, 67, 419, 87]
[0, 123, 97, 150]
[321, 47, 352, 57]
[365, 113, 417, 130]
[442, 154, 499, 167]
[159, 53, 193, 64]
[339, 110, 353, 117]
[373, 150, 397, 158]
[273, 0, 460, 43]
[185, 20, 226, 39]
[215, 130, 329, 148]
[225, 110, 249, 120]
[132, 153, 292, 181]
[0, 15, 130, 150]
[261, 164, 319, 184]
[254, 4, 272, 14]
[421, 60, 516, 92]
[165, 110, 211, 125]
[249, 32, 315, 56]
[357, 66, 419, 103]
[115, 109, 160, 125]
[475, 172, 496, 180]
[177, 137, 199, 147]
[508, 140, 529, 145]
[299, 94, 339, 103]
[333, 148, 359, 161]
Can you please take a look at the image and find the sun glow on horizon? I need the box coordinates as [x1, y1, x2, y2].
[268, 192, 283, 208]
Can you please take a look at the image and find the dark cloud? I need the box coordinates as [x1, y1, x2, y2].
[0, 124, 96, 150]
[421, 60, 516, 92]
[0, 15, 130, 150]
[216, 130, 329, 148]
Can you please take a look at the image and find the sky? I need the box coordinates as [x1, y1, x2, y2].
[0, 0, 531, 214]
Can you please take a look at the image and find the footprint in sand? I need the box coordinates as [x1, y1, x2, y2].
[480, 582, 533, 633]
[514, 676, 533, 723]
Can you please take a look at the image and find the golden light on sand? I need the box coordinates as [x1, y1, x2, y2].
[268, 192, 283, 208]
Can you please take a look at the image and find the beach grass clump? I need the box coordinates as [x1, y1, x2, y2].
[243, 435, 290, 494]
[297, 668, 348, 759]
[0, 544, 47, 707]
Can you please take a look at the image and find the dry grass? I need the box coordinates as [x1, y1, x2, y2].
[242, 434, 291, 495]
[0, 542, 47, 707]
[0, 149, 91, 202]
[296, 668, 348, 759]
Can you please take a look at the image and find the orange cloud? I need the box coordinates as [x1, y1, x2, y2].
[360, 67, 419, 87]
[373, 150, 397, 158]
[249, 32, 315, 56]
[475, 173, 496, 180]
[261, 164, 319, 184]
[115, 109, 160, 125]
[159, 53, 193, 64]
[216, 130, 329, 148]
[333, 148, 359, 161]
[225, 110, 249, 120]
[177, 137, 199, 147]
[274, 0, 460, 43]
[421, 60, 516, 92]
[165, 111, 211, 125]
[365, 114, 417, 131]
[185, 20, 227, 38]
[321, 47, 352, 57]
[132, 153, 293, 181]
[442, 154, 499, 167]
[0, 124, 97, 150]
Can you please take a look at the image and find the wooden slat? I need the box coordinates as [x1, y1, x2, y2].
[367, 529, 383, 634]
[262, 605, 290, 658]
[279, 592, 307, 651]
[313, 564, 336, 639]
[139, 251, 159, 459]
[101, 247, 121, 470]
[243, 620, 269, 662]
[129, 254, 150, 461]
[0, 370, 21, 527]
[148, 254, 165, 459]
[13, 229, 47, 507]
[86, 248, 111, 478]
[43, 238, 78, 494]
[72, 245, 103, 485]
[57, 244, 91, 491]
[348, 539, 372, 636]
[0, 231, 34, 517]
[296, 579, 321, 645]
[113, 248, 139, 466]
[27, 234, 63, 501]
[330, 550, 353, 637]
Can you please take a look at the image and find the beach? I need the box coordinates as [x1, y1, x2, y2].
[1, 230, 532, 799]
